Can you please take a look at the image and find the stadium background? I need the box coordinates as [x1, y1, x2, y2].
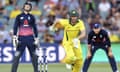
[0, 0, 120, 72]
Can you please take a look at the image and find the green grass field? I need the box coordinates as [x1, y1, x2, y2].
[0, 63, 120, 72]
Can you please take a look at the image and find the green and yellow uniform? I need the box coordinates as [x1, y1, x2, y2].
[54, 18, 85, 72]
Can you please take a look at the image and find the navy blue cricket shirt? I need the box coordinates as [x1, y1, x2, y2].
[13, 12, 38, 38]
[88, 29, 111, 47]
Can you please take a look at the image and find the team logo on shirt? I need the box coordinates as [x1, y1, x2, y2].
[92, 36, 96, 42]
[20, 17, 24, 20]
[93, 36, 96, 38]
[28, 16, 30, 20]
[23, 19, 29, 27]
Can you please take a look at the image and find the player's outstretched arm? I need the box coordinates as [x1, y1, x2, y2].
[49, 19, 64, 31]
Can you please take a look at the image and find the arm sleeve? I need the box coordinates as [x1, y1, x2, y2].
[13, 15, 19, 36]
[104, 31, 111, 47]
[79, 20, 85, 31]
[53, 19, 67, 29]
[58, 19, 67, 27]
[31, 16, 38, 38]
[88, 32, 92, 45]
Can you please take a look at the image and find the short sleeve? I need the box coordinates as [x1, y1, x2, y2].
[58, 19, 68, 27]
[79, 20, 85, 31]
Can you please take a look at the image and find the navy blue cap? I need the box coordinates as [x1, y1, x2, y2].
[93, 23, 101, 29]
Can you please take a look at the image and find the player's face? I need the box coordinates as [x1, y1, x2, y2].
[24, 4, 31, 12]
[93, 28, 101, 34]
[70, 16, 77, 23]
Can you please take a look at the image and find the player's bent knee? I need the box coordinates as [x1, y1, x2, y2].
[70, 56, 77, 61]
[65, 56, 77, 64]
[75, 59, 83, 65]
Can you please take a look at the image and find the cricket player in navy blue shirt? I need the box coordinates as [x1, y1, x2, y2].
[82, 24, 119, 72]
[11, 2, 39, 72]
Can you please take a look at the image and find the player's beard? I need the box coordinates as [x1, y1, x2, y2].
[24, 9, 31, 12]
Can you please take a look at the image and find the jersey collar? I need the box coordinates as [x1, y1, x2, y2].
[69, 20, 79, 26]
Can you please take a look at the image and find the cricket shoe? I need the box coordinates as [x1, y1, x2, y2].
[66, 64, 72, 69]
[81, 70, 83, 72]
[65, 56, 77, 69]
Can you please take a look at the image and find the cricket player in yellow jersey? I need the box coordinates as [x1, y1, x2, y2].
[50, 10, 86, 72]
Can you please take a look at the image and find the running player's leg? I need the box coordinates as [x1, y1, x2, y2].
[103, 47, 118, 72]
[11, 42, 26, 72]
[27, 41, 38, 72]
[61, 42, 76, 64]
[72, 46, 83, 72]
[82, 46, 98, 72]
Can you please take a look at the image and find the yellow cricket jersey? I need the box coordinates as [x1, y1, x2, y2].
[58, 19, 85, 43]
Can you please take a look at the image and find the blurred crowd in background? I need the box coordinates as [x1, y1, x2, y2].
[0, 0, 120, 44]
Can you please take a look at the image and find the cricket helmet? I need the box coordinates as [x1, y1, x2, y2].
[69, 10, 79, 17]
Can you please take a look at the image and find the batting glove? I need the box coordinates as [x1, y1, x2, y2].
[34, 37, 39, 45]
[72, 38, 79, 48]
[49, 25, 58, 32]
[12, 35, 18, 48]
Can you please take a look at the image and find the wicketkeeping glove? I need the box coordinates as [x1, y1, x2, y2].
[72, 38, 79, 48]
[12, 35, 18, 48]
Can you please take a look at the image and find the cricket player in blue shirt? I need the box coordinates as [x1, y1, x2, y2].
[82, 23, 119, 72]
[11, 2, 39, 72]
